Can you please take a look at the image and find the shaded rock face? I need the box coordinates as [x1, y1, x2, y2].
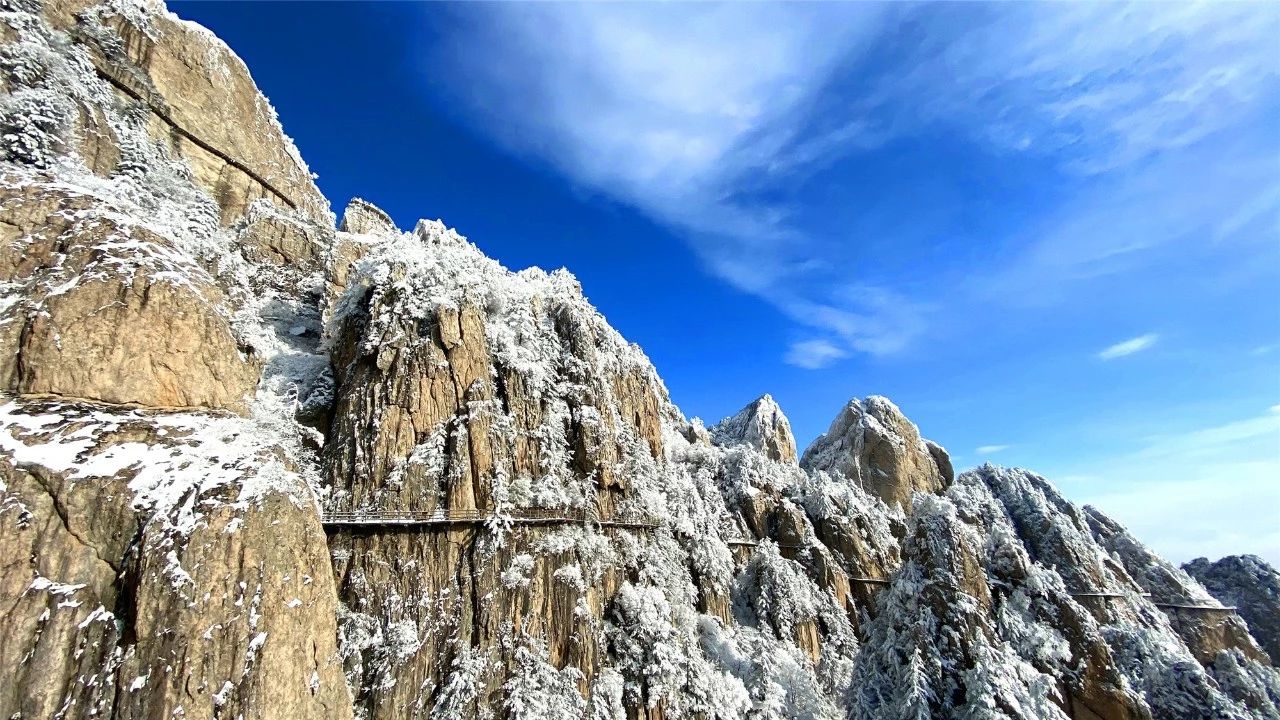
[1083, 508, 1270, 668]
[1185, 555, 1280, 663]
[2, 2, 1279, 720]
[711, 394, 798, 464]
[800, 395, 953, 512]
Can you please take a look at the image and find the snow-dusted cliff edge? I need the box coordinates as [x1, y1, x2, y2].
[1, 1, 1278, 719]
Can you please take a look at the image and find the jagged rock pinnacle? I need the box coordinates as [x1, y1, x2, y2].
[800, 395, 953, 511]
[710, 393, 798, 463]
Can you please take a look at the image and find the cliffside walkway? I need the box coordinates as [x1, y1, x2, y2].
[321, 508, 660, 531]
[1066, 591, 1237, 612]
[321, 516, 1238, 612]
[1152, 601, 1238, 612]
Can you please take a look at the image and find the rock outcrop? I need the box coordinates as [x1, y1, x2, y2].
[1185, 555, 1280, 663]
[0, 180, 260, 411]
[0, 399, 351, 720]
[0, 2, 349, 718]
[1, 2, 1277, 720]
[711, 394, 798, 463]
[801, 395, 953, 512]
[37, 0, 331, 225]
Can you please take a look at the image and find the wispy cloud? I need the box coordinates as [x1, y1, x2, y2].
[1067, 408, 1280, 564]
[430, 2, 1280, 364]
[785, 339, 847, 370]
[976, 444, 1010, 455]
[1098, 333, 1159, 360]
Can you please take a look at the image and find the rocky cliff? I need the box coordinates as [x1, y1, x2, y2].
[1186, 555, 1280, 665]
[1, 1, 1278, 719]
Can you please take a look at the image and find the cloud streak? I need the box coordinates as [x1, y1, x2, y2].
[1069, 408, 1280, 565]
[1098, 333, 1159, 360]
[785, 339, 848, 370]
[428, 2, 1280, 365]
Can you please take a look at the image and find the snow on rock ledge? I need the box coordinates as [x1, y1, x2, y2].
[0, 396, 349, 719]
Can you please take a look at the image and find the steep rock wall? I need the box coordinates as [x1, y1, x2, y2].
[1, 2, 1278, 720]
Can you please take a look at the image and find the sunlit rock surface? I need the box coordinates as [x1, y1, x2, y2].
[1, 2, 1276, 718]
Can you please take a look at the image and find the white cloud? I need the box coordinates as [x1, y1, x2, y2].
[1060, 409, 1280, 565]
[975, 445, 1010, 454]
[784, 339, 848, 370]
[431, 3, 1280, 364]
[1097, 333, 1159, 360]
[876, 3, 1280, 172]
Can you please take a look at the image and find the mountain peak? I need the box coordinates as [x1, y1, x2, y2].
[710, 394, 797, 463]
[801, 396, 953, 511]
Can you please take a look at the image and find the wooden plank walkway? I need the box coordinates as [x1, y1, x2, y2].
[1152, 602, 1238, 611]
[321, 509, 660, 531]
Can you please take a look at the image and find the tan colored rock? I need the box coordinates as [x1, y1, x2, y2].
[318, 222, 683, 715]
[237, 206, 327, 269]
[339, 197, 398, 237]
[0, 462, 134, 718]
[329, 525, 622, 717]
[0, 181, 258, 412]
[1084, 506, 1271, 666]
[112, 492, 351, 720]
[324, 235, 669, 518]
[710, 394, 797, 463]
[801, 395, 951, 512]
[1185, 555, 1280, 663]
[18, 271, 258, 411]
[41, 0, 330, 225]
[793, 620, 821, 664]
[0, 398, 352, 720]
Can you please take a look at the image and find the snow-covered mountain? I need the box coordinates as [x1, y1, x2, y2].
[1, 1, 1277, 719]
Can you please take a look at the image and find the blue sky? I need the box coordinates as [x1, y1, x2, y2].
[176, 2, 1279, 565]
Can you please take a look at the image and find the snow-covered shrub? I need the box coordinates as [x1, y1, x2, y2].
[502, 636, 586, 720]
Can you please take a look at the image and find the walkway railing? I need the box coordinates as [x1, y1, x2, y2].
[1151, 601, 1238, 611]
[322, 515, 1240, 614]
[321, 508, 660, 531]
[1065, 591, 1235, 612]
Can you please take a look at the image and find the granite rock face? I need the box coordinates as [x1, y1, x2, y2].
[0, 180, 260, 411]
[1185, 555, 1280, 663]
[1, 2, 350, 718]
[800, 395, 953, 512]
[711, 394, 798, 464]
[1, 2, 1277, 720]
